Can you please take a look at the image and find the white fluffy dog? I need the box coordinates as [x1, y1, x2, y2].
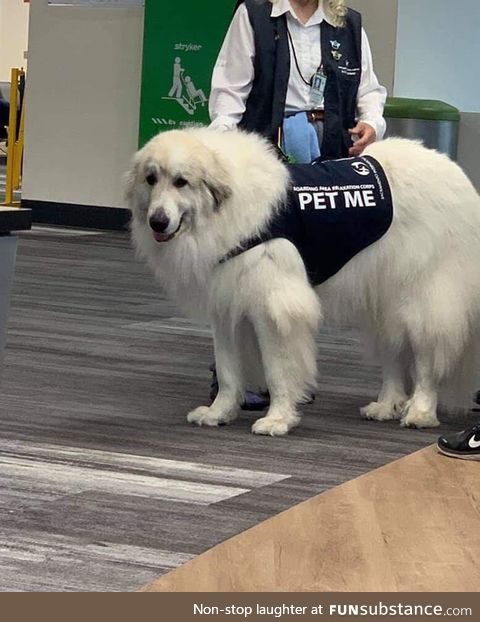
[127, 128, 480, 436]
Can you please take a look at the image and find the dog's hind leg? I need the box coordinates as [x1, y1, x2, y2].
[250, 315, 317, 437]
[361, 348, 408, 422]
[187, 320, 243, 428]
[400, 349, 440, 429]
[397, 273, 470, 428]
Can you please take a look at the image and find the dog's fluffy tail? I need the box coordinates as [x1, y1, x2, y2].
[266, 277, 322, 338]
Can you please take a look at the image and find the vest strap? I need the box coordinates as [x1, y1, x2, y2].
[218, 234, 269, 266]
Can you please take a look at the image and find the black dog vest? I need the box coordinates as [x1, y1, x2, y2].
[220, 155, 393, 286]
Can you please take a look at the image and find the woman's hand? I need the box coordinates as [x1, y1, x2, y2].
[348, 122, 377, 156]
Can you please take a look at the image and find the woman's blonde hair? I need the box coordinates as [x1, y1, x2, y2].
[268, 1, 347, 28]
[326, 0, 347, 28]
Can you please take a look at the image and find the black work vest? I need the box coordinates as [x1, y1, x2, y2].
[235, 0, 362, 160]
[220, 156, 393, 286]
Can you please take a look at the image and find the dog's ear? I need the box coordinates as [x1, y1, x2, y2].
[203, 153, 232, 210]
[124, 156, 140, 206]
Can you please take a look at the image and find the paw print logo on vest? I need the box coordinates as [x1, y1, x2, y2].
[351, 161, 370, 176]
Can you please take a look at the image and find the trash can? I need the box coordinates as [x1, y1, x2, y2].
[384, 97, 460, 160]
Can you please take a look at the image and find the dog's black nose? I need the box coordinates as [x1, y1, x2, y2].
[149, 214, 170, 233]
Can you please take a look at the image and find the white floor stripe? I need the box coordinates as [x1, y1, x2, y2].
[0, 439, 289, 488]
[0, 455, 250, 506]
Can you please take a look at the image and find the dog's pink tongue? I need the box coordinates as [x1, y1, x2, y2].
[153, 232, 173, 243]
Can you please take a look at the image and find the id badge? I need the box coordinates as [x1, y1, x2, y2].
[309, 67, 327, 108]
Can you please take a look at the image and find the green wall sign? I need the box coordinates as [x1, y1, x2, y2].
[139, 0, 237, 147]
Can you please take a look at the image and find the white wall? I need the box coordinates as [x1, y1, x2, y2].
[348, 0, 398, 95]
[395, 0, 480, 112]
[394, 0, 480, 189]
[22, 0, 144, 208]
[0, 0, 30, 82]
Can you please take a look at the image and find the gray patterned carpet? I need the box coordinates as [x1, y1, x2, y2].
[0, 227, 471, 591]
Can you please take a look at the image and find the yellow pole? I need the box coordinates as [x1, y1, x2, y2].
[3, 69, 19, 206]
[2, 68, 25, 208]
[12, 88, 25, 192]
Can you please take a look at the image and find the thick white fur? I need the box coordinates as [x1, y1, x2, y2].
[127, 128, 480, 435]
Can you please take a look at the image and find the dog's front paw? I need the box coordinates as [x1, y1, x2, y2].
[251, 414, 298, 437]
[400, 403, 439, 429]
[187, 405, 237, 428]
[360, 400, 404, 422]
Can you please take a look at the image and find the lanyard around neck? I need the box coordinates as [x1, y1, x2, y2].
[286, 24, 321, 87]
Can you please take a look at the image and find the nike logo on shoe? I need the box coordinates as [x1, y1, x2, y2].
[468, 436, 480, 449]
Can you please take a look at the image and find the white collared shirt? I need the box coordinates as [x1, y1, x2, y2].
[209, 0, 387, 139]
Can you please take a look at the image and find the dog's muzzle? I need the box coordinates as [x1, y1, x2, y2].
[149, 213, 184, 243]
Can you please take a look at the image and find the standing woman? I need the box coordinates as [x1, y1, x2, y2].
[209, 0, 387, 163]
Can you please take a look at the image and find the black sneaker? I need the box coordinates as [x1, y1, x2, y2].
[437, 423, 480, 460]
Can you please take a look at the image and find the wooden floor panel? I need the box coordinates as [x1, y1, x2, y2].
[141, 446, 480, 592]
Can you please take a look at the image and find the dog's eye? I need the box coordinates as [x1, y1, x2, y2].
[146, 173, 158, 186]
[173, 177, 189, 189]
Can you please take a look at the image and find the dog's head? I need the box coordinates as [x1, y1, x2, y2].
[125, 130, 232, 243]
